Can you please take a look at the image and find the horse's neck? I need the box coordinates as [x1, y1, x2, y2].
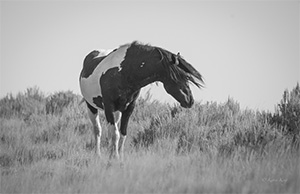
[128, 63, 164, 91]
[125, 46, 165, 90]
[136, 73, 161, 89]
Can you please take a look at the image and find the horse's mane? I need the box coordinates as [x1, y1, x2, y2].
[156, 47, 204, 88]
[123, 41, 204, 88]
[131, 41, 154, 52]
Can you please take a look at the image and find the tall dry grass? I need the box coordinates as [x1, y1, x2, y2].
[0, 86, 299, 193]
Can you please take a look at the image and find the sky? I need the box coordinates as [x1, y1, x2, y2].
[1, 0, 299, 112]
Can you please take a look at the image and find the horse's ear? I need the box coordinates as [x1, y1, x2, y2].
[172, 54, 179, 65]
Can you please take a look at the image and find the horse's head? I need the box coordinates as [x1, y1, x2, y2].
[158, 50, 204, 108]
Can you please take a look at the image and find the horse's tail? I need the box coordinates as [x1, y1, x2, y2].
[79, 98, 86, 106]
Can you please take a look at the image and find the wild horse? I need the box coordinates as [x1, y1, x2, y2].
[79, 41, 204, 159]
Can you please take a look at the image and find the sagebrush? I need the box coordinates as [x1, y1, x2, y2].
[0, 84, 299, 193]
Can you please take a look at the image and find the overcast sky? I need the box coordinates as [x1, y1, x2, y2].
[1, 0, 299, 112]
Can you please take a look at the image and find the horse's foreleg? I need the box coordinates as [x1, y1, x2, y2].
[118, 135, 126, 161]
[108, 123, 120, 159]
[105, 109, 120, 159]
[119, 100, 136, 161]
[114, 111, 124, 159]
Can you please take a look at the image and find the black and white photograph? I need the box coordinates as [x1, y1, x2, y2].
[0, 0, 299, 193]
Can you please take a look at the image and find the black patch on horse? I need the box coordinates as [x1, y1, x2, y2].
[92, 96, 104, 109]
[81, 49, 117, 79]
[118, 42, 162, 87]
[81, 51, 106, 78]
[86, 100, 98, 114]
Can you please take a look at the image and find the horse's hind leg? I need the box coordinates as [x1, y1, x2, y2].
[86, 102, 101, 156]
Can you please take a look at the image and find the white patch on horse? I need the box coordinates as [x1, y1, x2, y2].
[96, 45, 129, 75]
[80, 45, 130, 109]
[96, 49, 114, 58]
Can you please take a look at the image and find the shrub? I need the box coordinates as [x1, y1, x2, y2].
[46, 91, 77, 115]
[272, 83, 300, 149]
[0, 88, 80, 119]
[0, 87, 45, 119]
[1, 85, 299, 167]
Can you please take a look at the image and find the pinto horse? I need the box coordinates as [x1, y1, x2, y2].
[79, 41, 204, 159]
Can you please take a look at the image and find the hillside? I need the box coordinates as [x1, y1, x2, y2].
[0, 85, 299, 193]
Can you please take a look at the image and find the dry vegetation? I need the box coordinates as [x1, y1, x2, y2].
[0, 85, 299, 193]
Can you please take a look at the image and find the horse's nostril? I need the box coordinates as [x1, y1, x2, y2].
[180, 102, 189, 108]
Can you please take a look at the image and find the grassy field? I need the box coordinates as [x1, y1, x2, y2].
[0, 88, 299, 193]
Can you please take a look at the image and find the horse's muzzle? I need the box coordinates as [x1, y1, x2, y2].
[181, 98, 194, 108]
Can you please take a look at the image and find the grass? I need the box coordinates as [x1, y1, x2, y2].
[0, 89, 299, 193]
[1, 147, 298, 193]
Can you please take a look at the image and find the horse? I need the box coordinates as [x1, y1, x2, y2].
[79, 41, 204, 159]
